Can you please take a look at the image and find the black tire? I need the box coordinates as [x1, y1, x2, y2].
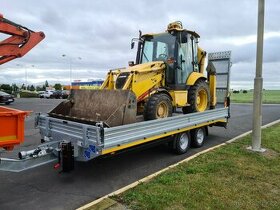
[172, 132, 190, 154]
[143, 93, 172, 120]
[191, 127, 206, 148]
[5, 102, 11, 105]
[183, 80, 210, 114]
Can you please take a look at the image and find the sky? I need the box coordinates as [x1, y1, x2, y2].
[0, 0, 279, 90]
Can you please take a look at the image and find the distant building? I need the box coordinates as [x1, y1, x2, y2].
[64, 80, 104, 90]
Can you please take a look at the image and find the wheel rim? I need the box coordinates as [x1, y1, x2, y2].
[157, 102, 168, 118]
[196, 89, 208, 112]
[179, 133, 189, 150]
[196, 129, 205, 144]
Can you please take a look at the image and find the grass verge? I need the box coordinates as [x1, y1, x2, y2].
[231, 90, 280, 104]
[115, 123, 280, 210]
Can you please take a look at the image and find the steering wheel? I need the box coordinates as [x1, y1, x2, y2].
[157, 53, 168, 60]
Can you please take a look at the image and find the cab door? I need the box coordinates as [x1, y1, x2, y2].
[167, 33, 196, 90]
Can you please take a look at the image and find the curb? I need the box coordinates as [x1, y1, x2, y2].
[77, 119, 280, 210]
[231, 103, 280, 106]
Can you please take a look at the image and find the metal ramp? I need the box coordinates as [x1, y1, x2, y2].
[208, 51, 231, 107]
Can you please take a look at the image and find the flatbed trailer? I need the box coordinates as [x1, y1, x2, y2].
[0, 51, 231, 172]
[0, 107, 229, 172]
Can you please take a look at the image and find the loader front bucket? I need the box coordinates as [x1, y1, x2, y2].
[49, 89, 137, 127]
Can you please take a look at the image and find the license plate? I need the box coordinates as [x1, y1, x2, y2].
[8, 99, 13, 102]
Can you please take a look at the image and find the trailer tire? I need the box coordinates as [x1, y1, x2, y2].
[173, 132, 190, 154]
[144, 93, 172, 120]
[191, 127, 206, 148]
[184, 80, 210, 114]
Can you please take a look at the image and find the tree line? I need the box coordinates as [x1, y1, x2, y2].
[0, 80, 63, 94]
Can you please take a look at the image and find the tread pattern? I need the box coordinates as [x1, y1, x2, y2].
[143, 93, 172, 120]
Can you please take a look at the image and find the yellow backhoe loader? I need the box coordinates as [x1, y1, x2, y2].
[50, 21, 217, 127]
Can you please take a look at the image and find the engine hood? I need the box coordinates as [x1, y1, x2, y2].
[122, 61, 166, 73]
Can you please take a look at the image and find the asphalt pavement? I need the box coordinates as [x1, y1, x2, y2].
[0, 98, 280, 210]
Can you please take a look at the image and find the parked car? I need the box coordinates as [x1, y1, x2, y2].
[49, 90, 69, 99]
[37, 91, 45, 95]
[61, 90, 70, 99]
[39, 90, 54, 99]
[0, 91, 15, 104]
[50, 90, 63, 99]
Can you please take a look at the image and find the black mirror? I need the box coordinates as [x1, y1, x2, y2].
[131, 42, 135, 49]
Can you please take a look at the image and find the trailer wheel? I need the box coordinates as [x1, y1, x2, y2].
[144, 93, 172, 120]
[191, 127, 206, 148]
[184, 80, 210, 113]
[173, 132, 190, 154]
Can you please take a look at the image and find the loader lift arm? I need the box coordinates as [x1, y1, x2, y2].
[0, 14, 45, 65]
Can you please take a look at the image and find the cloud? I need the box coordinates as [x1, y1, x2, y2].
[0, 0, 279, 89]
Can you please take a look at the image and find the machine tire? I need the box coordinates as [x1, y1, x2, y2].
[191, 127, 206, 148]
[144, 93, 172, 120]
[183, 80, 210, 114]
[173, 132, 190, 154]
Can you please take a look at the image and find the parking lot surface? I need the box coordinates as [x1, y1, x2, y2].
[0, 98, 280, 210]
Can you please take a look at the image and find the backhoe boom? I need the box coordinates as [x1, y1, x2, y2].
[0, 14, 45, 65]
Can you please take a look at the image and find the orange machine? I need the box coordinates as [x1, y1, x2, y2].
[0, 107, 30, 150]
[0, 14, 45, 150]
[0, 13, 45, 65]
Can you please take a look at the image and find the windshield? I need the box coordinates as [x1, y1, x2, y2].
[0, 91, 9, 96]
[141, 33, 176, 63]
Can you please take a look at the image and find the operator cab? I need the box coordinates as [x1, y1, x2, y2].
[136, 21, 200, 90]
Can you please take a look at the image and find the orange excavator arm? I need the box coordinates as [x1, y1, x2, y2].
[0, 14, 45, 65]
[0, 14, 45, 151]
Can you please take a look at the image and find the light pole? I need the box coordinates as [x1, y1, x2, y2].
[62, 55, 82, 89]
[249, 0, 266, 152]
[16, 64, 27, 90]
[30, 65, 35, 90]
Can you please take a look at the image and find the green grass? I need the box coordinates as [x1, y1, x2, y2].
[231, 90, 280, 104]
[116, 123, 280, 210]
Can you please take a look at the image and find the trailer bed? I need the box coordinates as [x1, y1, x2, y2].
[36, 108, 229, 161]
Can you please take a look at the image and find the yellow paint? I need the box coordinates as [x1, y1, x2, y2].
[197, 47, 206, 74]
[101, 70, 120, 90]
[209, 74, 217, 107]
[101, 61, 165, 101]
[122, 61, 165, 73]
[79, 86, 100, 90]
[169, 90, 188, 107]
[132, 73, 163, 99]
[186, 72, 206, 86]
[0, 135, 16, 141]
[102, 119, 226, 155]
[121, 74, 133, 90]
[196, 89, 208, 112]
